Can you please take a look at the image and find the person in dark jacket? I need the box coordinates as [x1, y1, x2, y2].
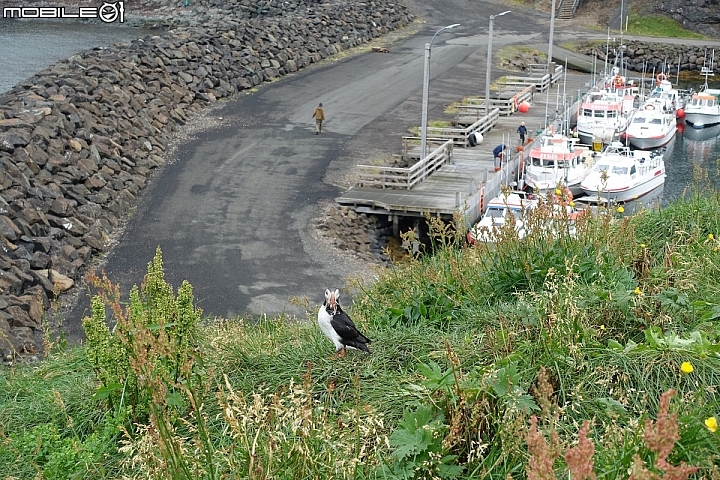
[493, 143, 506, 162]
[517, 122, 527, 144]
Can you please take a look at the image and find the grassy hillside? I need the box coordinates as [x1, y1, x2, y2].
[2, 182, 720, 479]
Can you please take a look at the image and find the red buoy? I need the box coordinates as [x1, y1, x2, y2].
[676, 108, 685, 119]
[518, 101, 530, 113]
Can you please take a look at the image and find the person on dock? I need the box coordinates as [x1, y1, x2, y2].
[312, 102, 325, 134]
[517, 122, 527, 145]
[493, 143, 506, 171]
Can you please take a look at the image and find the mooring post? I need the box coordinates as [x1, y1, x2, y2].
[392, 215, 399, 237]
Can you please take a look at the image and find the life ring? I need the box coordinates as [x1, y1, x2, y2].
[645, 104, 655, 110]
[656, 73, 667, 85]
[613, 75, 623, 87]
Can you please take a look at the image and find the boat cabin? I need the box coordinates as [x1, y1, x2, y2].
[688, 93, 718, 108]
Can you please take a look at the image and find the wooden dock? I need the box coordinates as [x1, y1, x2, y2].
[335, 67, 595, 232]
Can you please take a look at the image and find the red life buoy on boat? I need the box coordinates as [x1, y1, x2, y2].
[656, 73, 667, 85]
[613, 75, 623, 87]
[645, 104, 655, 110]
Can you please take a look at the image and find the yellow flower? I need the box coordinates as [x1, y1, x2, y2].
[634, 286, 642, 295]
[555, 188, 562, 195]
[709, 233, 715, 241]
[705, 417, 718, 433]
[569, 201, 575, 207]
[715, 247, 719, 252]
[617, 206, 625, 213]
[680, 362, 694, 374]
[640, 243, 646, 249]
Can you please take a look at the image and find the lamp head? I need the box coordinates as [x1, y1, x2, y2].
[491, 10, 511, 19]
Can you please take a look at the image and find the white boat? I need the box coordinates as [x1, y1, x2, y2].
[684, 90, 720, 129]
[524, 133, 596, 196]
[576, 68, 640, 146]
[624, 103, 677, 150]
[624, 77, 681, 150]
[684, 52, 720, 129]
[580, 142, 666, 202]
[467, 192, 537, 243]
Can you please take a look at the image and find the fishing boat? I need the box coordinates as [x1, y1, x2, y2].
[576, 67, 640, 146]
[684, 51, 720, 129]
[467, 192, 537, 243]
[524, 133, 596, 196]
[624, 75, 681, 150]
[579, 142, 666, 202]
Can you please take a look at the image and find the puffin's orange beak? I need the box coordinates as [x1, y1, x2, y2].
[329, 293, 336, 309]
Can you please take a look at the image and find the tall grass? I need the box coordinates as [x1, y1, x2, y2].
[1, 191, 720, 478]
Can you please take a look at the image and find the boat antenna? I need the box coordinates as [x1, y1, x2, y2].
[604, 27, 610, 77]
[563, 57, 568, 133]
[676, 54, 680, 85]
[544, 75, 551, 129]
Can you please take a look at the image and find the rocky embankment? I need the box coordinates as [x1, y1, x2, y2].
[580, 41, 720, 76]
[0, 0, 414, 361]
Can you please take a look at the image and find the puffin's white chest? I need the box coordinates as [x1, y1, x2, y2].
[318, 307, 343, 349]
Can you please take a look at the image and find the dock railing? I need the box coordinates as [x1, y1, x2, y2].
[456, 85, 536, 121]
[404, 107, 500, 150]
[504, 64, 563, 93]
[355, 140, 454, 189]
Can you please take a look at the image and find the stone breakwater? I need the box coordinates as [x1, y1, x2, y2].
[580, 41, 720, 76]
[0, 0, 414, 360]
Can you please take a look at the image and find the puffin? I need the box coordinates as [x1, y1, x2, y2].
[317, 288, 371, 356]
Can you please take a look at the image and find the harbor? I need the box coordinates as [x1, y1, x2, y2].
[337, 61, 598, 234]
[336, 49, 720, 236]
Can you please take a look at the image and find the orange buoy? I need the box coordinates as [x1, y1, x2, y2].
[518, 101, 530, 113]
[676, 108, 685, 119]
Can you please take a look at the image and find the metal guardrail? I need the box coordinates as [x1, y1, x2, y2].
[355, 140, 454, 189]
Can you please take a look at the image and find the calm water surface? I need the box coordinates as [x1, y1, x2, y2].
[0, 18, 160, 93]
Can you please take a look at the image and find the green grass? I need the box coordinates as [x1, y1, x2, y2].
[2, 190, 720, 478]
[626, 13, 705, 39]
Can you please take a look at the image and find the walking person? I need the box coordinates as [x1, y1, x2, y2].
[517, 122, 527, 145]
[312, 102, 325, 134]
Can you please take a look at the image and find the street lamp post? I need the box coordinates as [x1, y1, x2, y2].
[485, 11, 510, 114]
[421, 23, 460, 161]
[548, 0, 556, 68]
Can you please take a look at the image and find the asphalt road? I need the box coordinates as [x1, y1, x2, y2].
[65, 0, 683, 335]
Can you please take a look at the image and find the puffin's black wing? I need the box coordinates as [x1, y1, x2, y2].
[330, 309, 371, 353]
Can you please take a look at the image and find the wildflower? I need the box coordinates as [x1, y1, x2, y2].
[555, 188, 562, 195]
[640, 243, 646, 249]
[709, 233, 715, 241]
[569, 201, 575, 207]
[705, 417, 718, 433]
[680, 362, 694, 374]
[617, 206, 625, 213]
[715, 247, 719, 252]
[634, 286, 642, 295]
